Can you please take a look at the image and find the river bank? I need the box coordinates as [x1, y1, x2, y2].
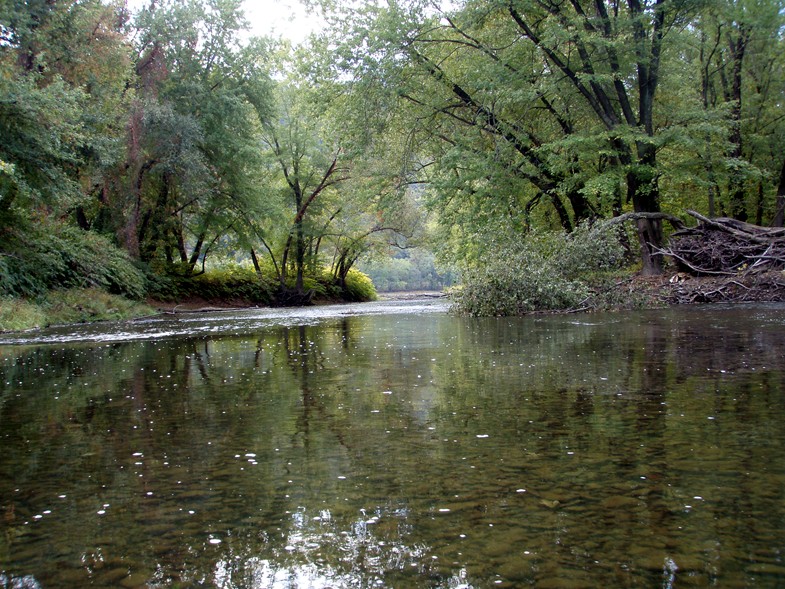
[3, 273, 784, 335]
[614, 270, 785, 307]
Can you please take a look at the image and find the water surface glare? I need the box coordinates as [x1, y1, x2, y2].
[1, 301, 784, 588]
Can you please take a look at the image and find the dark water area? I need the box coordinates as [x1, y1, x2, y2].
[1, 301, 784, 588]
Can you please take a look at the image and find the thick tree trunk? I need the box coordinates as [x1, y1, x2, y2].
[627, 141, 664, 275]
[725, 27, 749, 221]
[772, 158, 785, 227]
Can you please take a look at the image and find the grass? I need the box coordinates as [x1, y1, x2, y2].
[0, 289, 155, 333]
[0, 298, 48, 332]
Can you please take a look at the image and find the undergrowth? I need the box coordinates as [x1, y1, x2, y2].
[0, 289, 154, 332]
[0, 218, 147, 299]
[451, 223, 628, 316]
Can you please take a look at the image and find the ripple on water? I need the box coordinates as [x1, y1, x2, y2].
[0, 298, 449, 345]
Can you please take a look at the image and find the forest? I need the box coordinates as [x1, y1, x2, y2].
[1, 0, 784, 327]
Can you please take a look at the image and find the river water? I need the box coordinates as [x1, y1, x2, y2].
[1, 300, 784, 588]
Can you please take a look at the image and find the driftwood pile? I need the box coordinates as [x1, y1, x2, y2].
[661, 210, 785, 304]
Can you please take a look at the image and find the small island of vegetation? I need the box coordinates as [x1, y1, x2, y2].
[2, 0, 785, 332]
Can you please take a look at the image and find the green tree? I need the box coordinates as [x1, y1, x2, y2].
[697, 0, 785, 223]
[328, 0, 728, 275]
[116, 0, 273, 271]
[0, 0, 132, 228]
[250, 82, 349, 300]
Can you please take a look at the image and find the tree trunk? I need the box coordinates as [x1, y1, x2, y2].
[250, 248, 263, 277]
[187, 231, 206, 275]
[295, 216, 305, 293]
[629, 142, 663, 275]
[772, 157, 785, 227]
[548, 193, 572, 232]
[725, 27, 749, 221]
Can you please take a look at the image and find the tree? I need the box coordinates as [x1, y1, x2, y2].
[697, 0, 785, 224]
[247, 81, 348, 300]
[325, 0, 712, 274]
[115, 0, 273, 270]
[0, 0, 133, 229]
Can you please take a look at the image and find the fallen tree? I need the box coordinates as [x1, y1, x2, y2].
[651, 210, 785, 304]
[665, 210, 785, 275]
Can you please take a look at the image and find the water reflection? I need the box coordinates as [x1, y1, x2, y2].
[1, 304, 785, 587]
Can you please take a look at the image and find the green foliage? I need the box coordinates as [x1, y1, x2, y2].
[0, 220, 147, 299]
[146, 262, 375, 304]
[0, 289, 153, 333]
[147, 263, 276, 304]
[126, 0, 274, 267]
[451, 223, 626, 316]
[360, 250, 455, 292]
[341, 268, 378, 302]
[0, 73, 87, 214]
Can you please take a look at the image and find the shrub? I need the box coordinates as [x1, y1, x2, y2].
[342, 268, 377, 302]
[146, 263, 276, 304]
[451, 223, 626, 316]
[0, 220, 147, 299]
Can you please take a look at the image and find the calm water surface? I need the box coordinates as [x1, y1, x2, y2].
[1, 301, 784, 588]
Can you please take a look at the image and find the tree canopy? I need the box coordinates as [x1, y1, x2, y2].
[2, 0, 784, 307]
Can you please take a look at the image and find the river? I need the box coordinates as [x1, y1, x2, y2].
[1, 300, 784, 588]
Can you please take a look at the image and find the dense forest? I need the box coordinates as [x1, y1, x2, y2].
[1, 0, 784, 325]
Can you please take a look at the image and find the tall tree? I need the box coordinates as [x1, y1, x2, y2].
[253, 82, 349, 299]
[117, 0, 273, 269]
[0, 0, 132, 228]
[488, 0, 702, 274]
[328, 0, 709, 274]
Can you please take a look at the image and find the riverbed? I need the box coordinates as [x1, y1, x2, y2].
[1, 300, 784, 588]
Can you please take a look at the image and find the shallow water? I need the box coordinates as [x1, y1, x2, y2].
[1, 301, 784, 588]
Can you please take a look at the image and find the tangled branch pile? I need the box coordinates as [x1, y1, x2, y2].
[667, 211, 785, 275]
[660, 210, 785, 304]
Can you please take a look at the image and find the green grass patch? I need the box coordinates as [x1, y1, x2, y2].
[0, 289, 155, 332]
[0, 297, 48, 332]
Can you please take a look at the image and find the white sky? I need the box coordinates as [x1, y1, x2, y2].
[125, 0, 322, 45]
[242, 0, 322, 44]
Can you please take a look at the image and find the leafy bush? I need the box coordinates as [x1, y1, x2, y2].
[451, 223, 626, 316]
[146, 263, 276, 304]
[0, 220, 147, 299]
[341, 268, 377, 302]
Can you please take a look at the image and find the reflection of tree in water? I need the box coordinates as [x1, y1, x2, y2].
[2, 308, 785, 588]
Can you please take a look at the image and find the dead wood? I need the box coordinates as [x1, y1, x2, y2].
[665, 211, 785, 276]
[659, 271, 785, 305]
[602, 211, 687, 231]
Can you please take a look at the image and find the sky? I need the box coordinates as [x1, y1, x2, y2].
[125, 0, 322, 45]
[241, 0, 322, 44]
